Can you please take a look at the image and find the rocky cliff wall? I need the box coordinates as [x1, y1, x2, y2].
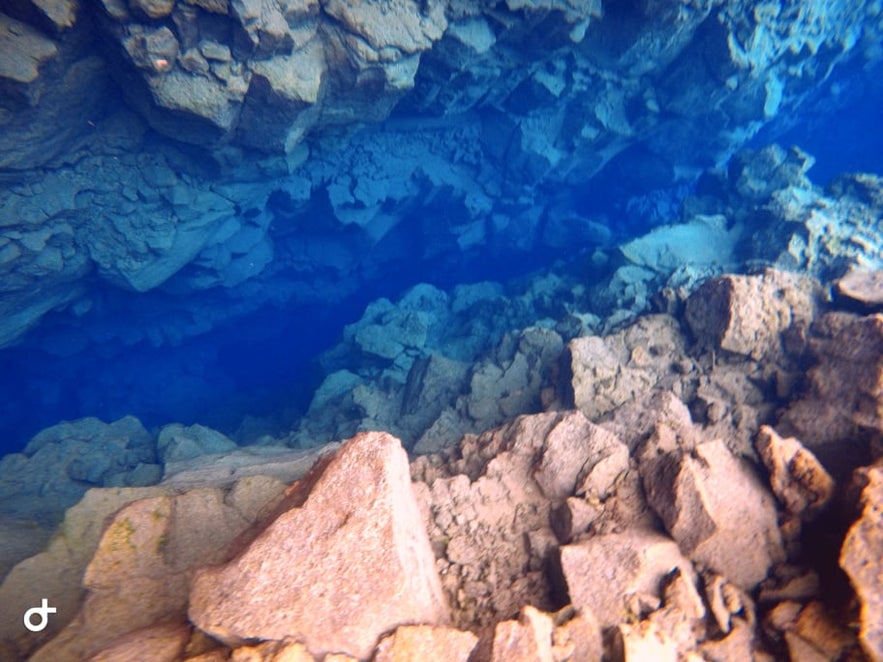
[1, 0, 881, 354]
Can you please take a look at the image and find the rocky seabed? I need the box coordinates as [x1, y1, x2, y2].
[1, 146, 882, 661]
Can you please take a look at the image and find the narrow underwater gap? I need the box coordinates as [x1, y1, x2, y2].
[748, 57, 883, 187]
[0, 191, 618, 456]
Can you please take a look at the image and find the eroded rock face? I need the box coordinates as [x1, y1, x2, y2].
[685, 270, 818, 363]
[1, 0, 880, 360]
[189, 431, 449, 659]
[840, 463, 883, 662]
[779, 312, 883, 477]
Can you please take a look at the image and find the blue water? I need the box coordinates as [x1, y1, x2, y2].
[0, 58, 881, 458]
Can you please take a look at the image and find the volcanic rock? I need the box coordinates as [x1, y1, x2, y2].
[779, 312, 883, 477]
[640, 439, 784, 589]
[755, 425, 834, 519]
[374, 625, 477, 662]
[840, 463, 883, 661]
[559, 529, 697, 629]
[685, 270, 818, 363]
[188, 431, 448, 659]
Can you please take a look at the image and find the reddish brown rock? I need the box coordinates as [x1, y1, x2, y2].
[840, 463, 883, 661]
[684, 270, 818, 363]
[559, 529, 697, 629]
[640, 440, 784, 589]
[755, 425, 834, 519]
[189, 431, 448, 660]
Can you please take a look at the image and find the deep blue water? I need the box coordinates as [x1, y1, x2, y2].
[0, 60, 881, 457]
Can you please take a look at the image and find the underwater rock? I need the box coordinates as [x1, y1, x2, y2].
[0, 416, 159, 525]
[374, 625, 477, 662]
[29, 477, 284, 662]
[779, 312, 883, 477]
[755, 425, 834, 520]
[836, 270, 883, 308]
[0, 485, 172, 659]
[569, 314, 693, 422]
[685, 270, 819, 363]
[189, 431, 448, 659]
[559, 529, 696, 629]
[840, 462, 883, 662]
[156, 422, 237, 463]
[639, 439, 784, 590]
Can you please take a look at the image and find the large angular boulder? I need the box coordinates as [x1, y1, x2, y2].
[189, 431, 448, 659]
[685, 269, 818, 363]
[559, 529, 697, 629]
[640, 439, 784, 589]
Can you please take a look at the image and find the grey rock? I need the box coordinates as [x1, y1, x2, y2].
[157, 423, 238, 463]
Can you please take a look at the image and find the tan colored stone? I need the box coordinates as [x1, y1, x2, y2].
[570, 315, 692, 422]
[756, 425, 834, 519]
[640, 440, 784, 589]
[0, 487, 168, 660]
[613, 620, 679, 662]
[560, 529, 696, 629]
[490, 606, 555, 662]
[836, 270, 883, 306]
[533, 410, 628, 500]
[88, 622, 190, 661]
[374, 624, 477, 661]
[189, 432, 448, 660]
[685, 270, 818, 362]
[31, 484, 257, 662]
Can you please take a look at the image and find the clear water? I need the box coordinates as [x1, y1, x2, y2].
[0, 54, 881, 459]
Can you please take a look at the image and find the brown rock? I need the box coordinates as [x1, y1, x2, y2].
[551, 607, 603, 662]
[189, 432, 448, 660]
[640, 440, 784, 589]
[569, 314, 693, 422]
[31, 484, 266, 662]
[782, 601, 856, 662]
[779, 312, 883, 477]
[533, 410, 628, 501]
[490, 606, 555, 662]
[840, 463, 883, 661]
[755, 425, 834, 519]
[416, 412, 575, 629]
[559, 529, 697, 629]
[375, 624, 477, 662]
[88, 622, 190, 661]
[685, 269, 818, 362]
